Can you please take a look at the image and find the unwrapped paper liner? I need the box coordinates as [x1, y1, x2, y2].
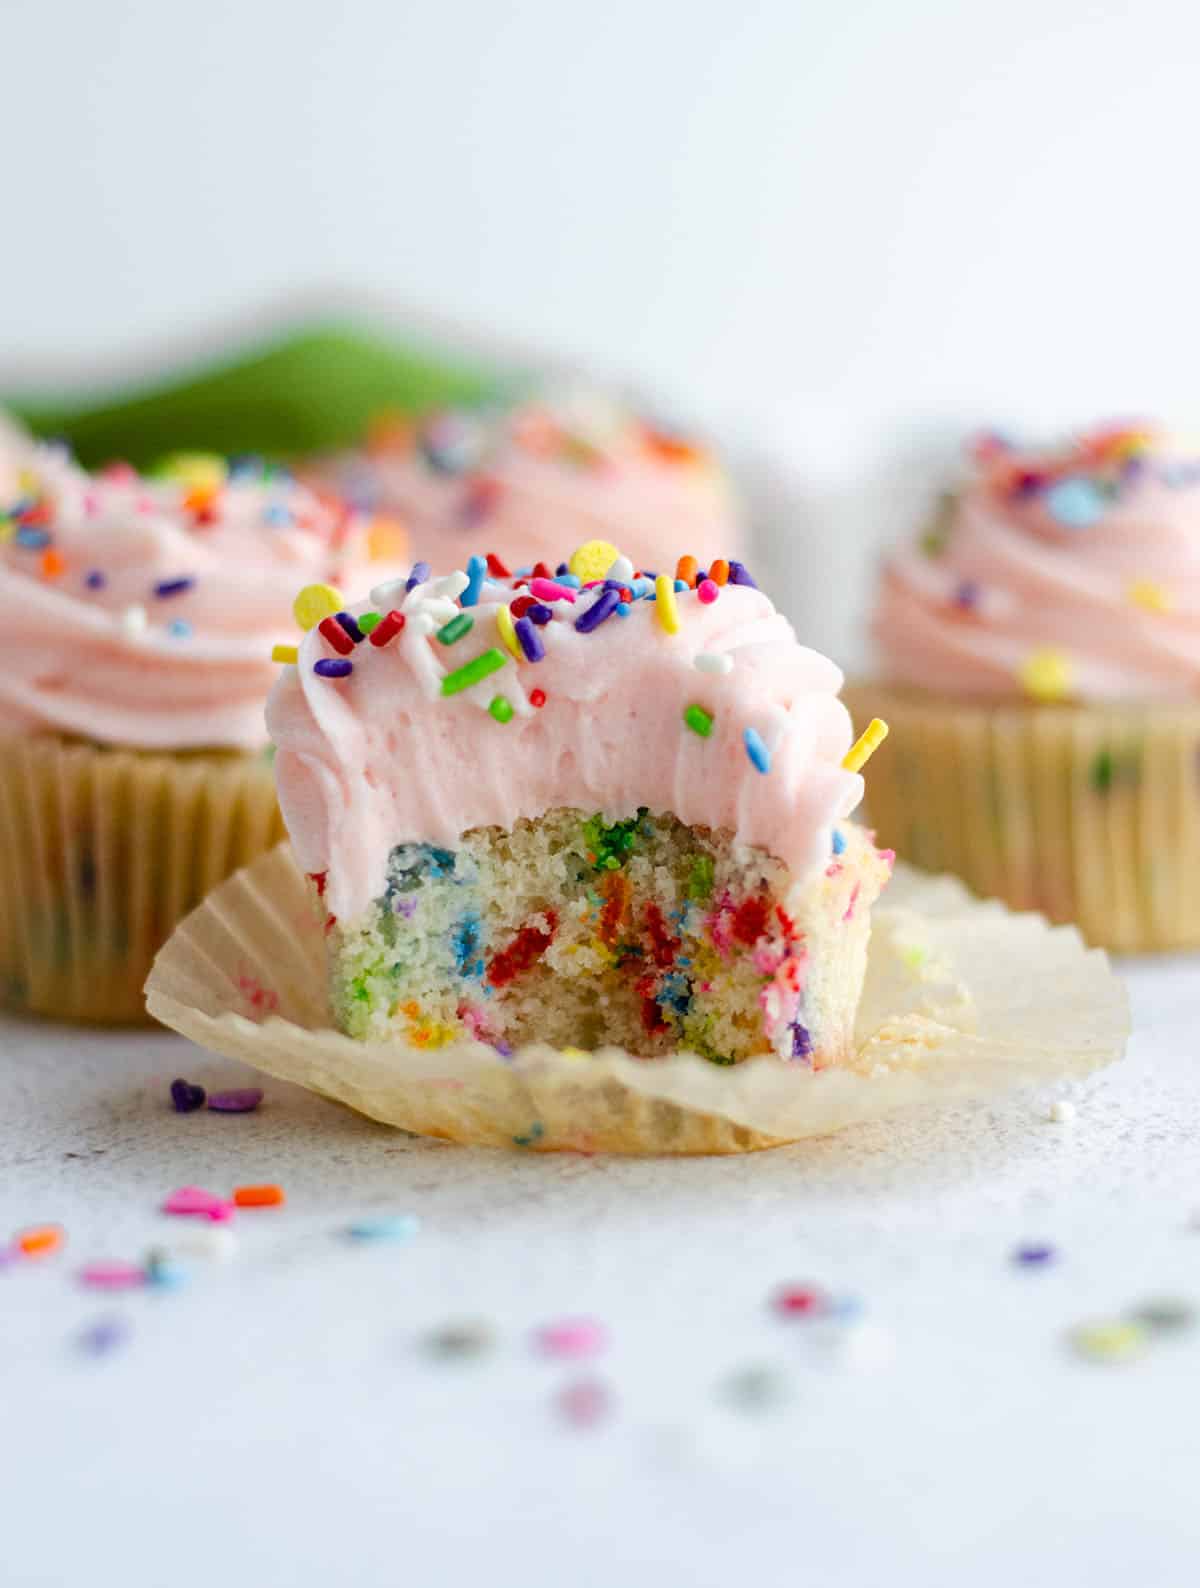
[145, 844, 1129, 1154]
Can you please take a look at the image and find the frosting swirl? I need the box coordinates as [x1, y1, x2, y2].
[873, 424, 1200, 702]
[267, 554, 862, 922]
[0, 437, 408, 749]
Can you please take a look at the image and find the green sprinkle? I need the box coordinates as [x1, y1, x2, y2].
[684, 704, 713, 737]
[488, 695, 514, 724]
[687, 853, 714, 901]
[437, 613, 475, 646]
[441, 647, 507, 696]
[357, 611, 382, 634]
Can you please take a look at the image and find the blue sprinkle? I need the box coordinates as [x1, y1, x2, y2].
[335, 610, 364, 644]
[153, 576, 194, 599]
[616, 601, 631, 617]
[527, 602, 553, 626]
[743, 727, 771, 774]
[15, 527, 51, 549]
[452, 912, 483, 976]
[145, 1259, 189, 1291]
[345, 1214, 421, 1242]
[1044, 478, 1105, 530]
[263, 504, 292, 526]
[84, 569, 106, 590]
[557, 573, 582, 590]
[77, 1316, 131, 1357]
[575, 588, 620, 633]
[555, 563, 569, 577]
[674, 578, 687, 592]
[314, 658, 353, 679]
[515, 615, 545, 661]
[461, 553, 487, 608]
[168, 619, 193, 639]
[405, 560, 431, 591]
[831, 830, 846, 856]
[514, 566, 533, 578]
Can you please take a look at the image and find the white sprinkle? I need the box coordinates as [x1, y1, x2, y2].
[431, 570, 469, 600]
[162, 1225, 237, 1262]
[121, 605, 148, 637]
[369, 577, 409, 609]
[606, 554, 635, 583]
[694, 652, 733, 675]
[1048, 1100, 1077, 1124]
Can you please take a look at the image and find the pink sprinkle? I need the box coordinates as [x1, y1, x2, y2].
[536, 1317, 609, 1359]
[529, 577, 576, 604]
[78, 1261, 146, 1291]
[558, 1378, 611, 1428]
[697, 578, 719, 604]
[773, 1284, 827, 1317]
[842, 882, 862, 923]
[163, 1186, 235, 1222]
[207, 1088, 264, 1113]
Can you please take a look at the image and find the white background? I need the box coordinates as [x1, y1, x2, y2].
[6, 0, 1200, 658]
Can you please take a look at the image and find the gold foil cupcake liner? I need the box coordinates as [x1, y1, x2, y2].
[843, 687, 1200, 953]
[144, 843, 1127, 1154]
[0, 736, 284, 1024]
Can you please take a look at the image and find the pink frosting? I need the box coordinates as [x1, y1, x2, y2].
[267, 563, 863, 922]
[874, 425, 1200, 702]
[0, 438, 409, 749]
[304, 391, 742, 576]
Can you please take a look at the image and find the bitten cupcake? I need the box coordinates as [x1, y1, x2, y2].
[0, 435, 408, 1022]
[266, 545, 892, 1072]
[303, 388, 743, 579]
[847, 422, 1200, 952]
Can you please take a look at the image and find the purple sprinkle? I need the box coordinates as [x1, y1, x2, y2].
[405, 560, 431, 591]
[77, 1316, 131, 1357]
[207, 1088, 264, 1113]
[527, 603, 553, 625]
[514, 615, 545, 662]
[1014, 1244, 1055, 1266]
[728, 561, 757, 588]
[494, 1039, 514, 1058]
[575, 589, 620, 634]
[953, 579, 980, 610]
[335, 610, 365, 644]
[314, 658, 353, 679]
[153, 576, 195, 599]
[791, 1023, 813, 1061]
[84, 569, 106, 590]
[555, 563, 569, 577]
[170, 1078, 206, 1113]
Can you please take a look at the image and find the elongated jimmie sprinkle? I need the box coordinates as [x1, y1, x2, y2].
[575, 589, 620, 633]
[654, 574, 680, 633]
[743, 726, 771, 773]
[842, 718, 889, 773]
[315, 658, 353, 679]
[530, 577, 576, 604]
[495, 603, 523, 661]
[335, 611, 365, 645]
[461, 554, 487, 608]
[368, 610, 406, 648]
[318, 616, 354, 656]
[514, 615, 545, 661]
[405, 560, 431, 592]
[441, 648, 508, 696]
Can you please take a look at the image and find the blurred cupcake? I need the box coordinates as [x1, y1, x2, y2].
[846, 423, 1200, 952]
[303, 387, 743, 576]
[0, 434, 408, 1022]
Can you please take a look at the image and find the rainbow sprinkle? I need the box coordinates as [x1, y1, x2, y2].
[441, 648, 508, 696]
[743, 727, 771, 774]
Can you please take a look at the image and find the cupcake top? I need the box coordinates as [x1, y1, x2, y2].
[303, 388, 743, 579]
[873, 423, 1200, 703]
[267, 543, 866, 922]
[0, 437, 408, 749]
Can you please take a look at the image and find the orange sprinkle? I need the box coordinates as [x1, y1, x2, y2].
[16, 1224, 65, 1258]
[708, 558, 730, 587]
[39, 549, 66, 580]
[233, 1184, 285, 1208]
[675, 555, 698, 589]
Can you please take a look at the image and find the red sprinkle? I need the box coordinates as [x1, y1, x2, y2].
[308, 870, 328, 898]
[643, 901, 678, 969]
[732, 896, 771, 946]
[486, 552, 511, 578]
[487, 914, 557, 988]
[773, 1284, 827, 1317]
[531, 561, 553, 580]
[530, 689, 547, 708]
[510, 594, 536, 619]
[368, 609, 406, 648]
[318, 616, 354, 656]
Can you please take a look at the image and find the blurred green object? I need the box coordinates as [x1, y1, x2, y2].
[5, 323, 507, 470]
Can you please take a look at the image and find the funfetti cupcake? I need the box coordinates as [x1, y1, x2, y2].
[265, 546, 893, 1081]
[303, 388, 743, 579]
[846, 422, 1200, 952]
[0, 437, 408, 1023]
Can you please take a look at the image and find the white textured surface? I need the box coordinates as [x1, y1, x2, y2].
[1, 956, 1197, 1588]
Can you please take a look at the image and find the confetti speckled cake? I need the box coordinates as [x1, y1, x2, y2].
[847, 422, 1200, 952]
[267, 542, 893, 1068]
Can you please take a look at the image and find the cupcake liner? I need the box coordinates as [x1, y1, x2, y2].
[0, 736, 284, 1024]
[143, 843, 1128, 1155]
[843, 686, 1200, 953]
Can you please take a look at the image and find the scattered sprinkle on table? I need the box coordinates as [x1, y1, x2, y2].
[1014, 1244, 1056, 1267]
[207, 1088, 263, 1114]
[162, 1186, 235, 1221]
[1048, 1100, 1077, 1124]
[169, 1078, 206, 1113]
[345, 1214, 421, 1242]
[233, 1184, 286, 1208]
[722, 1364, 791, 1412]
[15, 1224, 65, 1259]
[1129, 1298, 1196, 1334]
[773, 1284, 828, 1317]
[536, 1317, 609, 1359]
[77, 1316, 131, 1358]
[557, 1378, 611, 1428]
[428, 1321, 495, 1359]
[78, 1261, 145, 1291]
[1069, 1320, 1146, 1364]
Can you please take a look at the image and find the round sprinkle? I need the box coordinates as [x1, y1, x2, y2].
[842, 717, 889, 773]
[207, 1087, 264, 1113]
[515, 615, 545, 662]
[607, 554, 635, 583]
[437, 612, 475, 646]
[1045, 477, 1106, 529]
[314, 658, 353, 679]
[154, 576, 194, 600]
[488, 695, 515, 724]
[708, 557, 730, 587]
[530, 688, 547, 708]
[293, 583, 344, 629]
[169, 1078, 206, 1113]
[368, 609, 406, 648]
[558, 1378, 611, 1428]
[357, 611, 382, 634]
[441, 648, 507, 697]
[15, 1224, 65, 1259]
[537, 1317, 609, 1359]
[233, 1185, 285, 1208]
[568, 539, 621, 582]
[1069, 1320, 1146, 1363]
[495, 603, 523, 661]
[575, 588, 620, 633]
[168, 619, 192, 639]
[743, 727, 772, 774]
[616, 601, 631, 616]
[694, 652, 733, 676]
[271, 643, 299, 665]
[654, 574, 680, 633]
[84, 569, 106, 590]
[697, 578, 719, 605]
[684, 704, 714, 737]
[317, 615, 354, 655]
[1019, 647, 1073, 703]
[121, 605, 148, 637]
[1014, 1244, 1055, 1266]
[345, 1214, 420, 1242]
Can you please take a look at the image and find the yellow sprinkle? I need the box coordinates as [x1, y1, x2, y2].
[158, 452, 228, 492]
[560, 1046, 588, 1061]
[366, 515, 408, 562]
[1127, 578, 1172, 614]
[1019, 647, 1074, 703]
[495, 602, 523, 661]
[568, 539, 621, 582]
[271, 643, 299, 665]
[654, 574, 680, 634]
[842, 717, 889, 773]
[1069, 1321, 1146, 1364]
[293, 583, 344, 630]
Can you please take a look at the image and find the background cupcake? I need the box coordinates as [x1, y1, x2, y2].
[846, 423, 1200, 952]
[0, 430, 408, 1022]
[304, 387, 743, 576]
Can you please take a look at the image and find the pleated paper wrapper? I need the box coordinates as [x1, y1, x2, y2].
[0, 736, 284, 1024]
[144, 843, 1128, 1155]
[842, 686, 1200, 954]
